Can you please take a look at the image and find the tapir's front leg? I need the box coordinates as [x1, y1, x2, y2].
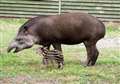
[52, 43, 62, 51]
[52, 43, 64, 65]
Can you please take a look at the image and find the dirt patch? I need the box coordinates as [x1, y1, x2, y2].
[0, 75, 60, 84]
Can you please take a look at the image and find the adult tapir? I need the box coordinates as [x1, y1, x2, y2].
[7, 13, 105, 66]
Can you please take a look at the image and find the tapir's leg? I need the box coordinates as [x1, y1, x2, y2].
[43, 44, 51, 50]
[84, 41, 99, 66]
[42, 44, 51, 65]
[52, 43, 64, 66]
[52, 43, 62, 51]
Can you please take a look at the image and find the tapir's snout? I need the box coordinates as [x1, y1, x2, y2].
[7, 40, 33, 53]
[7, 45, 15, 53]
[7, 46, 21, 53]
[7, 35, 35, 53]
[7, 40, 20, 53]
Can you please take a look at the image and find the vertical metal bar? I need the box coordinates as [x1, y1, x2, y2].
[58, 0, 62, 15]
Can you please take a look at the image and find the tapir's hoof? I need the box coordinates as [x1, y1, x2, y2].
[80, 60, 95, 67]
[84, 60, 96, 67]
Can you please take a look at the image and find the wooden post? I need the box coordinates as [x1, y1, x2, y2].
[58, 0, 62, 15]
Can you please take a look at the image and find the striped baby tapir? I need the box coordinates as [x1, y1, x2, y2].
[36, 47, 64, 69]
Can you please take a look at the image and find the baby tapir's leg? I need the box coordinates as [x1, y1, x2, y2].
[42, 57, 49, 65]
[57, 55, 64, 69]
[58, 62, 63, 69]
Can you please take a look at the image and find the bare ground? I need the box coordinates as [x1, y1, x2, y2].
[0, 75, 60, 84]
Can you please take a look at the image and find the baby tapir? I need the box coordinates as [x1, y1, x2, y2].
[36, 47, 64, 69]
[7, 13, 105, 66]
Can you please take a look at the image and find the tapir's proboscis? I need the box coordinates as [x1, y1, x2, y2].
[7, 13, 105, 66]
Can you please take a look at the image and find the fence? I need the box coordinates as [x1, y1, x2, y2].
[0, 0, 120, 22]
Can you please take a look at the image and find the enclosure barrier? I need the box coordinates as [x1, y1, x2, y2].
[0, 0, 120, 22]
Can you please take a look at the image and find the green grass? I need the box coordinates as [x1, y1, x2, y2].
[0, 18, 120, 84]
[105, 22, 120, 37]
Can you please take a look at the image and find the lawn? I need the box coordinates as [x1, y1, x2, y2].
[0, 18, 120, 84]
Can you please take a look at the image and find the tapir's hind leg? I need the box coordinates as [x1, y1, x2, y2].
[84, 41, 99, 66]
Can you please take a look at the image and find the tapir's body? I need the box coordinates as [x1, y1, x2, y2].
[8, 13, 105, 66]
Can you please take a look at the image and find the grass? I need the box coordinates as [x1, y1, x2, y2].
[0, 18, 120, 84]
[105, 22, 120, 37]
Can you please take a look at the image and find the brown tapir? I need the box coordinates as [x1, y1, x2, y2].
[7, 13, 105, 66]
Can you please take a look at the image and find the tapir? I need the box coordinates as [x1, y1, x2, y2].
[7, 13, 105, 66]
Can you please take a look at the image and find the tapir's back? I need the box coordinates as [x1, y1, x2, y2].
[37, 13, 105, 44]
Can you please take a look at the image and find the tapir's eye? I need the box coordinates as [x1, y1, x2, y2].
[19, 41, 24, 44]
[24, 26, 28, 30]
[16, 38, 22, 41]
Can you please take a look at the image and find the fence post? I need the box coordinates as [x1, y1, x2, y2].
[58, 0, 62, 15]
